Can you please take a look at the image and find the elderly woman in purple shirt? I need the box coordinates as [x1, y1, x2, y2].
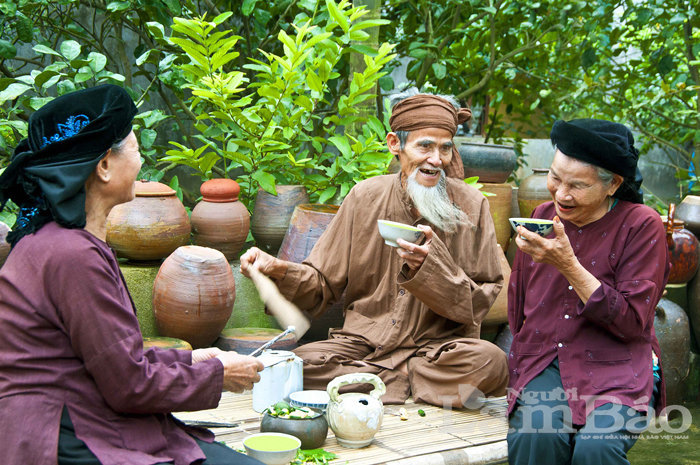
[506, 119, 669, 465]
[0, 85, 264, 465]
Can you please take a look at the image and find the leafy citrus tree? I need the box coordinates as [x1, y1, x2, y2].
[154, 0, 395, 205]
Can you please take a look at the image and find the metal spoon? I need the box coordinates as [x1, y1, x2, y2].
[249, 325, 296, 357]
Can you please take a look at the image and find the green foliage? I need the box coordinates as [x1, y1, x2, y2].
[159, 0, 395, 206]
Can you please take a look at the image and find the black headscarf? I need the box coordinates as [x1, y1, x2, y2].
[550, 118, 643, 204]
[0, 84, 137, 246]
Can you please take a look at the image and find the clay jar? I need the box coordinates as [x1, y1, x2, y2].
[458, 142, 516, 183]
[260, 410, 328, 449]
[106, 180, 191, 261]
[653, 298, 690, 406]
[153, 246, 235, 349]
[277, 204, 345, 342]
[675, 195, 700, 238]
[518, 168, 551, 218]
[191, 179, 250, 260]
[250, 186, 309, 255]
[662, 204, 699, 285]
[481, 183, 513, 253]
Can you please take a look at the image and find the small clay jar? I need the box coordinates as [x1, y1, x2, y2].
[153, 246, 235, 349]
[106, 180, 191, 261]
[250, 185, 309, 255]
[662, 204, 699, 285]
[191, 179, 250, 260]
[518, 168, 551, 218]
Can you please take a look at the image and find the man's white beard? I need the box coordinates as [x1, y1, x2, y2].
[406, 169, 466, 233]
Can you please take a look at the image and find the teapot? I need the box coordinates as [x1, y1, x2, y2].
[326, 373, 386, 448]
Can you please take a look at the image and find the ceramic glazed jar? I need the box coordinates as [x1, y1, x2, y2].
[481, 182, 513, 253]
[517, 168, 551, 218]
[260, 409, 328, 449]
[191, 179, 249, 260]
[106, 180, 190, 261]
[250, 185, 309, 255]
[653, 297, 690, 406]
[675, 195, 700, 238]
[458, 142, 517, 183]
[326, 373, 386, 449]
[662, 204, 699, 285]
[153, 246, 235, 348]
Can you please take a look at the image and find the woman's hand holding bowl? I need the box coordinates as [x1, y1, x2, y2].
[515, 216, 578, 271]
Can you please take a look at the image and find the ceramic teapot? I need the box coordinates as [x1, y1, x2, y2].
[326, 372, 386, 448]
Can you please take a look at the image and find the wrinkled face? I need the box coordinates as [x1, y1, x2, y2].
[110, 131, 142, 203]
[388, 127, 454, 188]
[547, 149, 621, 227]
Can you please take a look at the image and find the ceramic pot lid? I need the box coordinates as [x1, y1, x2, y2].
[134, 180, 176, 197]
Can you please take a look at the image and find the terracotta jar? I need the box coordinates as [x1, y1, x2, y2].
[106, 180, 191, 261]
[685, 270, 700, 351]
[675, 195, 700, 238]
[458, 142, 516, 183]
[481, 182, 513, 253]
[216, 327, 297, 354]
[653, 297, 690, 406]
[277, 204, 345, 342]
[250, 185, 309, 255]
[191, 179, 249, 260]
[153, 246, 235, 348]
[0, 221, 10, 268]
[662, 204, 699, 285]
[517, 168, 551, 218]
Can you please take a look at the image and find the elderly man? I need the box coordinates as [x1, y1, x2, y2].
[241, 91, 508, 407]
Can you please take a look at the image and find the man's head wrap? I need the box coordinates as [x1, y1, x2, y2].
[0, 84, 137, 246]
[550, 118, 643, 204]
[389, 94, 472, 179]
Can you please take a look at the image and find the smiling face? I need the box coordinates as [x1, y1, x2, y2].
[387, 127, 454, 188]
[547, 149, 623, 227]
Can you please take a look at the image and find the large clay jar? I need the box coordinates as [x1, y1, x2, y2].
[327, 373, 386, 449]
[107, 180, 191, 261]
[153, 246, 235, 349]
[662, 204, 699, 285]
[0, 221, 10, 268]
[277, 204, 345, 341]
[481, 182, 513, 253]
[518, 168, 551, 218]
[191, 179, 249, 260]
[250, 185, 309, 255]
[482, 249, 510, 326]
[654, 297, 690, 406]
[458, 142, 516, 183]
[686, 271, 700, 350]
[675, 195, 700, 238]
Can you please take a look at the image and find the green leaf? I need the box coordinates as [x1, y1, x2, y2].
[326, 0, 349, 33]
[60, 40, 81, 60]
[140, 128, 157, 149]
[0, 83, 31, 103]
[0, 40, 16, 59]
[106, 1, 130, 12]
[33, 44, 60, 56]
[242, 0, 258, 16]
[329, 135, 352, 158]
[88, 52, 107, 73]
[252, 170, 277, 195]
[28, 97, 53, 110]
[431, 62, 446, 80]
[318, 186, 337, 204]
[34, 70, 58, 88]
[146, 22, 165, 40]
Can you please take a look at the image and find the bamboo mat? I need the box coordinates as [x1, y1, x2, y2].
[175, 392, 508, 465]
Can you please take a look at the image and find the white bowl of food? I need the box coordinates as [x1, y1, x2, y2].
[243, 432, 301, 465]
[377, 220, 422, 247]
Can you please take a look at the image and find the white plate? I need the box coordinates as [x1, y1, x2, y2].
[289, 390, 330, 411]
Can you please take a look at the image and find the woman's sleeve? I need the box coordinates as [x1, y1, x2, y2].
[577, 215, 669, 341]
[49, 245, 222, 414]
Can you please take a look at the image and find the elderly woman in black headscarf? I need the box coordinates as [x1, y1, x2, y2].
[506, 119, 670, 465]
[0, 84, 264, 465]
